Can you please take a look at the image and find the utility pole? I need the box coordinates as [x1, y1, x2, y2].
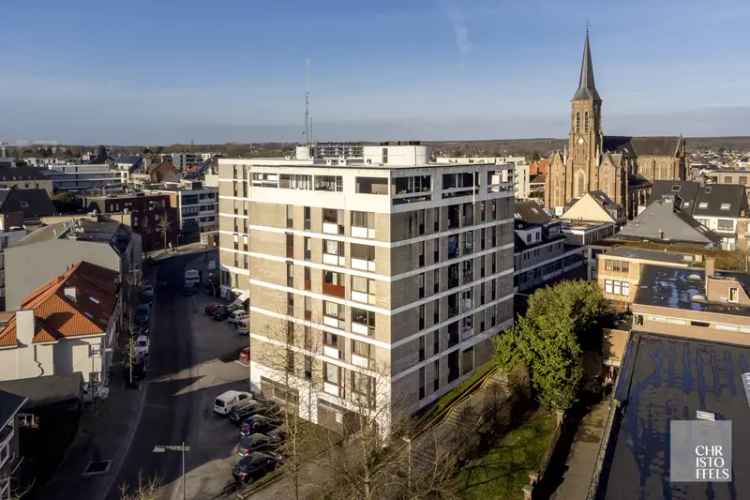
[153, 443, 190, 500]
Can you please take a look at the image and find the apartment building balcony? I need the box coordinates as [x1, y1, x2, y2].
[351, 225, 375, 239]
[351, 258, 376, 272]
[322, 282, 345, 298]
[351, 309, 375, 336]
[323, 315, 345, 330]
[322, 253, 346, 266]
[323, 382, 343, 397]
[323, 345, 341, 360]
[322, 222, 343, 235]
[351, 290, 376, 305]
[351, 353, 371, 369]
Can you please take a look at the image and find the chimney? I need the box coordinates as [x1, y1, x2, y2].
[16, 310, 35, 346]
[64, 286, 77, 303]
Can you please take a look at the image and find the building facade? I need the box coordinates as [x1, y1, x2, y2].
[147, 180, 218, 244]
[545, 30, 686, 218]
[45, 163, 123, 193]
[0, 165, 54, 195]
[84, 192, 179, 252]
[218, 145, 515, 433]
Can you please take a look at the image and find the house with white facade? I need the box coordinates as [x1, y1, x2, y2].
[0, 262, 120, 393]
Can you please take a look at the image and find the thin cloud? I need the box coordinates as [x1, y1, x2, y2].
[441, 0, 472, 55]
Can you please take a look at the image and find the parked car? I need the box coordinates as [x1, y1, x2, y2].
[229, 399, 280, 424]
[232, 452, 282, 484]
[237, 432, 283, 457]
[228, 310, 248, 326]
[205, 303, 223, 315]
[236, 319, 249, 336]
[182, 286, 198, 297]
[214, 390, 254, 416]
[135, 335, 150, 357]
[240, 414, 282, 437]
[238, 347, 250, 365]
[213, 307, 231, 321]
[141, 284, 155, 296]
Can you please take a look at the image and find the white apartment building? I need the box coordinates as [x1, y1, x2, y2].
[169, 152, 216, 170]
[45, 162, 123, 193]
[218, 144, 515, 434]
[435, 155, 530, 199]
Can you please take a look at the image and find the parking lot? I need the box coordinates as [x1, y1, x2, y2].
[110, 255, 256, 500]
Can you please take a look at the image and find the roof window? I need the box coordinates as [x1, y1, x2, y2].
[698, 202, 708, 209]
[720, 203, 731, 210]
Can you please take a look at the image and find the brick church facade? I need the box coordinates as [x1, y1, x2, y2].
[545, 30, 687, 219]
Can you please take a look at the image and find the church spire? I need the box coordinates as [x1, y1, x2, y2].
[572, 27, 600, 102]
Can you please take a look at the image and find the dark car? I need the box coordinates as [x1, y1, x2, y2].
[229, 399, 280, 424]
[213, 307, 231, 321]
[232, 452, 282, 484]
[204, 303, 223, 315]
[237, 432, 283, 457]
[240, 414, 282, 437]
[182, 286, 198, 297]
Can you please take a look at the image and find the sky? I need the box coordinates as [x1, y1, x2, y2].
[0, 0, 749, 145]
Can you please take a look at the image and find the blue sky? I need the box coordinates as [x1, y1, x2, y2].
[1, 0, 749, 145]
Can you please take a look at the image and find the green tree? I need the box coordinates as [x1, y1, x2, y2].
[495, 281, 605, 416]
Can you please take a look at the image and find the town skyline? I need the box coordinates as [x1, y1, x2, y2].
[1, 1, 749, 144]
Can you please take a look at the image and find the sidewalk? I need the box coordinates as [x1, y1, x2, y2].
[38, 266, 156, 500]
[39, 369, 148, 500]
[550, 399, 611, 500]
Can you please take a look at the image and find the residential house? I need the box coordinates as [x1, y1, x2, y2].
[0, 166, 53, 196]
[84, 192, 178, 251]
[146, 180, 217, 244]
[513, 200, 584, 293]
[649, 180, 750, 250]
[4, 219, 141, 310]
[0, 262, 120, 393]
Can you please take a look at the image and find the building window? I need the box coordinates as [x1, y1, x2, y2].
[604, 260, 629, 273]
[356, 177, 388, 195]
[314, 175, 343, 192]
[433, 359, 440, 391]
[604, 279, 629, 297]
[419, 366, 426, 400]
[324, 363, 340, 386]
[304, 206, 311, 230]
[729, 287, 739, 303]
[575, 112, 580, 133]
[286, 349, 295, 373]
[304, 356, 312, 380]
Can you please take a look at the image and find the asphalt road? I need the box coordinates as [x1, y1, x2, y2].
[108, 252, 251, 500]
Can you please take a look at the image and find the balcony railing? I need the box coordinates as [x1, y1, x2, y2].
[323, 222, 343, 235]
[322, 282, 345, 298]
[351, 226, 375, 239]
[323, 345, 341, 360]
[351, 353, 371, 368]
[324, 382, 342, 397]
[351, 258, 376, 272]
[323, 315, 345, 330]
[322, 253, 346, 267]
[351, 290, 376, 305]
[351, 321, 375, 336]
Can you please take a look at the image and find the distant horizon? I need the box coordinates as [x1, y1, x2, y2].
[2, 1, 749, 144]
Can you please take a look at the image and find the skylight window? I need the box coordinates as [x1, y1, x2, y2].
[698, 202, 708, 209]
[720, 203, 731, 210]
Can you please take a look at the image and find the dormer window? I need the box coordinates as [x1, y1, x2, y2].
[698, 202, 708, 209]
[720, 203, 731, 211]
[729, 287, 738, 303]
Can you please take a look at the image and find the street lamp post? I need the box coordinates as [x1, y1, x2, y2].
[153, 442, 190, 500]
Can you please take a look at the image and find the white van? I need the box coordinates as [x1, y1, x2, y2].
[214, 390, 253, 415]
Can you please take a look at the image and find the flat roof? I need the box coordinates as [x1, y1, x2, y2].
[606, 247, 693, 264]
[599, 332, 750, 499]
[634, 264, 750, 317]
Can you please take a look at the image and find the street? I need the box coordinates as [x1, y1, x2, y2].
[109, 252, 252, 500]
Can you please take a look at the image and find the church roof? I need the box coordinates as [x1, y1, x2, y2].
[572, 29, 601, 102]
[603, 136, 682, 157]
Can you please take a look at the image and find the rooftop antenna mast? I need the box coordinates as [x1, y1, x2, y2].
[304, 58, 312, 146]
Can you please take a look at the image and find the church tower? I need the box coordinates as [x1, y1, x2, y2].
[567, 29, 602, 199]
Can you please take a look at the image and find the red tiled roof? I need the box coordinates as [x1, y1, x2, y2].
[0, 261, 119, 345]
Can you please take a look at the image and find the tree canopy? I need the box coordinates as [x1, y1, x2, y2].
[495, 280, 606, 413]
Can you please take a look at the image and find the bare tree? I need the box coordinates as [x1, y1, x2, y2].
[118, 473, 161, 500]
